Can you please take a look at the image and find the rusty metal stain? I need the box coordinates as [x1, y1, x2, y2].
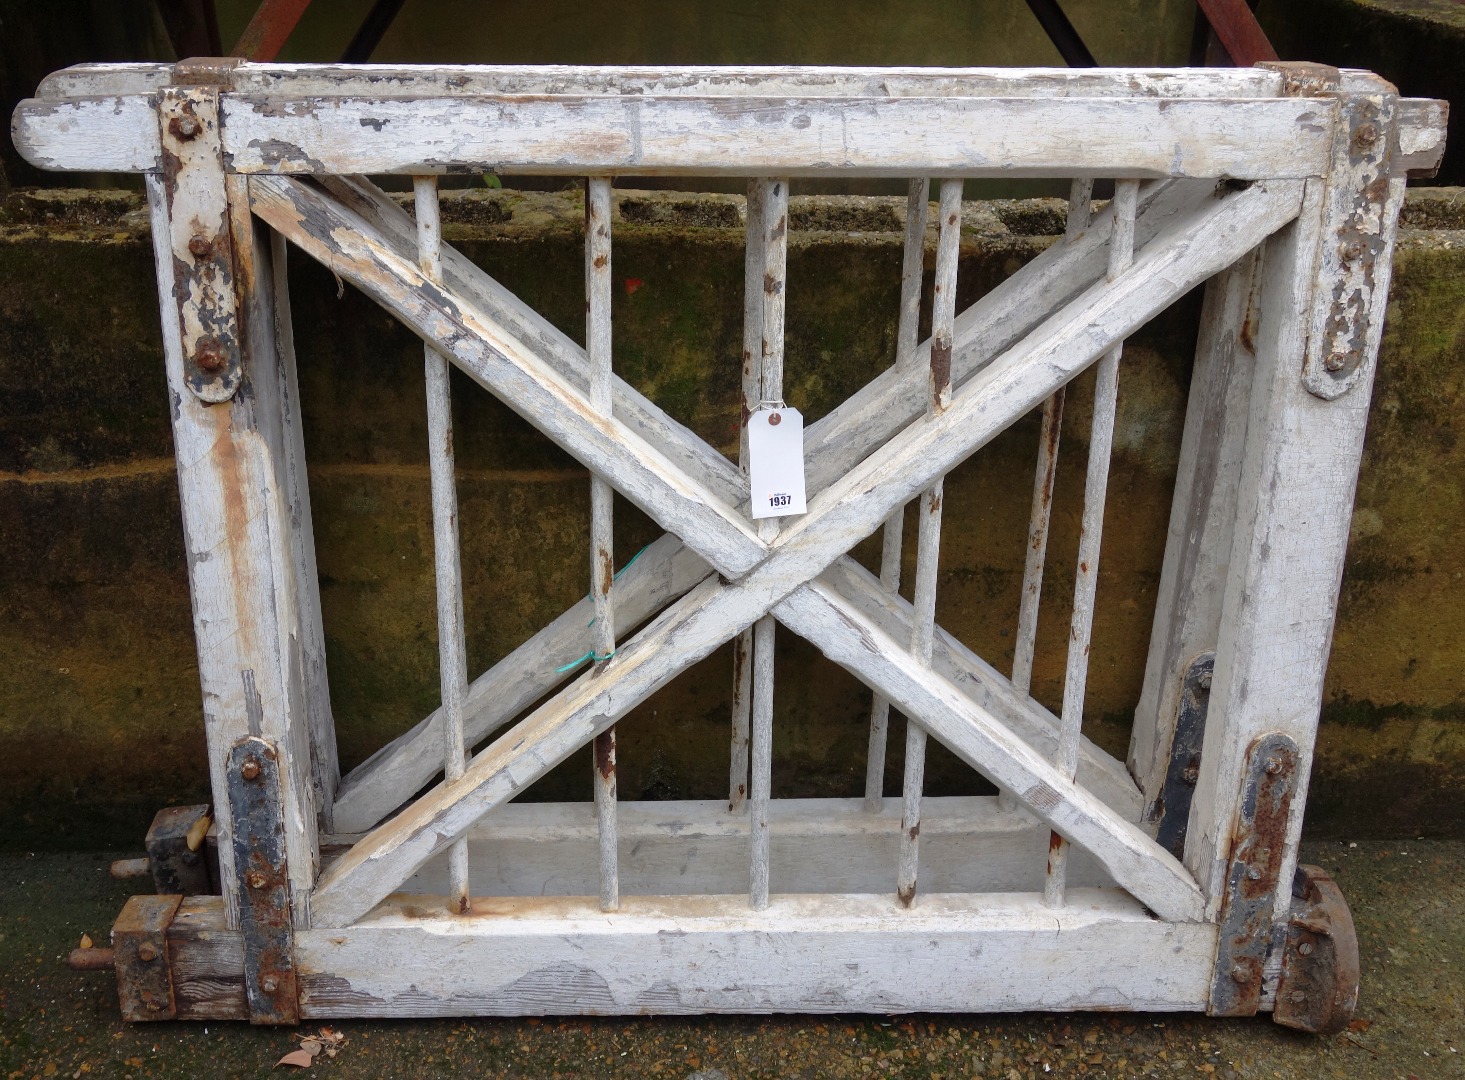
[1274, 864, 1361, 1034]
[593, 729, 617, 780]
[1208, 731, 1300, 1017]
[226, 736, 300, 1024]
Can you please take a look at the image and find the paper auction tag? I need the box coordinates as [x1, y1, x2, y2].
[748, 406, 807, 519]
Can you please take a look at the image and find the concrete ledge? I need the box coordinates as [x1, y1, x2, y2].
[1, 186, 1462, 847]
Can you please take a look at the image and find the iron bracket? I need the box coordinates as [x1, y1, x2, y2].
[112, 893, 183, 1021]
[1152, 651, 1213, 860]
[226, 736, 300, 1025]
[1273, 864, 1361, 1034]
[158, 83, 244, 403]
[1208, 731, 1300, 1017]
[145, 803, 214, 896]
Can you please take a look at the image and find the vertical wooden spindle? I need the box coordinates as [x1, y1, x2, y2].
[1001, 179, 1094, 814]
[415, 175, 471, 916]
[749, 177, 788, 912]
[896, 177, 962, 907]
[865, 177, 928, 814]
[1045, 178, 1139, 908]
[729, 179, 766, 813]
[585, 177, 620, 913]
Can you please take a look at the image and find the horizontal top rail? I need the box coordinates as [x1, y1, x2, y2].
[13, 63, 1446, 180]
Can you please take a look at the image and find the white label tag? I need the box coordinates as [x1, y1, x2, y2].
[748, 406, 807, 519]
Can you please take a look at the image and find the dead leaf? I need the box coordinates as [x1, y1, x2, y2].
[78, 934, 92, 950]
[299, 1039, 323, 1057]
[1348, 1018, 1372, 1033]
[275, 1050, 314, 1068]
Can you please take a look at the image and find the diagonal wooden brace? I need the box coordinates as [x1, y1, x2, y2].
[256, 174, 1291, 834]
[296, 176, 1305, 927]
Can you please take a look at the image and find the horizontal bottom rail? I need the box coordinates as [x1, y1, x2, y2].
[165, 890, 1218, 1019]
[321, 795, 1121, 898]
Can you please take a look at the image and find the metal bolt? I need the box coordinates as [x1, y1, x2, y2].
[1181, 766, 1199, 785]
[261, 974, 280, 993]
[1352, 122, 1378, 150]
[1298, 941, 1315, 956]
[240, 758, 261, 781]
[1230, 963, 1249, 983]
[1247, 866, 1263, 881]
[1323, 351, 1349, 373]
[1339, 238, 1367, 264]
[1264, 757, 1283, 775]
[168, 115, 201, 141]
[187, 233, 213, 259]
[137, 942, 158, 963]
[194, 343, 227, 374]
[1289, 989, 1307, 1004]
[246, 870, 269, 890]
[1198, 672, 1212, 692]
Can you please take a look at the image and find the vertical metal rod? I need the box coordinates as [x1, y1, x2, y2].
[729, 179, 766, 813]
[897, 177, 962, 907]
[1011, 178, 1093, 695]
[585, 177, 619, 913]
[1045, 177, 1139, 908]
[749, 177, 789, 912]
[865, 178, 928, 814]
[415, 175, 470, 916]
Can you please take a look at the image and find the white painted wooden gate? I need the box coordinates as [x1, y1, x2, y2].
[14, 59, 1446, 1028]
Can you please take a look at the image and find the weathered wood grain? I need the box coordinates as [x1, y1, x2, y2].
[166, 888, 1216, 1018]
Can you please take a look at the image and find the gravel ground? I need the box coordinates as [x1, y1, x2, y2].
[0, 838, 1459, 1079]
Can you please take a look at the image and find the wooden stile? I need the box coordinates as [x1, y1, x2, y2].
[10, 60, 1444, 1026]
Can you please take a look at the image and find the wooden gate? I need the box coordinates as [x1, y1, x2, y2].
[14, 59, 1446, 1028]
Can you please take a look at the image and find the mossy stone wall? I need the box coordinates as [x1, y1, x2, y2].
[1, 186, 1462, 849]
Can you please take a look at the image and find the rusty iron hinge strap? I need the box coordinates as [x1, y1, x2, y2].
[158, 84, 244, 403]
[1208, 731, 1300, 1017]
[1153, 651, 1214, 860]
[227, 736, 300, 1025]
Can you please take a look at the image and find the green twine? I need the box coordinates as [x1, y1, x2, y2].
[556, 649, 616, 674]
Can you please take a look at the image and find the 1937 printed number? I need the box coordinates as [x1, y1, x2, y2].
[767, 493, 793, 508]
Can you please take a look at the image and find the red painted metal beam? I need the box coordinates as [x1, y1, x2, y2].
[230, 0, 313, 62]
[1194, 0, 1279, 67]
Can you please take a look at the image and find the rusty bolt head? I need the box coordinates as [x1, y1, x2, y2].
[1264, 757, 1284, 775]
[1289, 989, 1307, 1004]
[1339, 238, 1367, 264]
[246, 869, 269, 890]
[168, 115, 202, 141]
[1181, 766, 1199, 785]
[194, 343, 227, 374]
[1247, 866, 1263, 881]
[1352, 122, 1379, 150]
[240, 758, 262, 781]
[261, 974, 280, 993]
[1323, 351, 1349, 373]
[187, 233, 213, 259]
[137, 942, 158, 963]
[1298, 941, 1315, 956]
[1198, 672, 1212, 692]
[1230, 963, 1250, 983]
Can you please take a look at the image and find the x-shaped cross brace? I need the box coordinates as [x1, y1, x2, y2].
[250, 171, 1303, 928]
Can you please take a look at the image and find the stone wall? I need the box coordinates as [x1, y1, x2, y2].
[1, 184, 1462, 849]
